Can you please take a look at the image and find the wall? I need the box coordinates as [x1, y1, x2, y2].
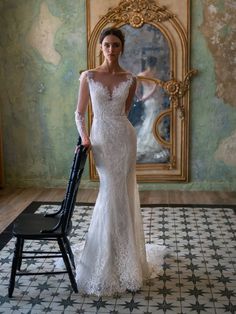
[0, 0, 87, 187]
[0, 0, 235, 190]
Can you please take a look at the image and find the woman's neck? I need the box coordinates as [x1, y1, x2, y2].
[100, 60, 122, 74]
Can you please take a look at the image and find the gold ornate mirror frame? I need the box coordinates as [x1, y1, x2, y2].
[86, 0, 196, 182]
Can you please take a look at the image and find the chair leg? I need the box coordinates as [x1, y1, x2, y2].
[8, 237, 21, 298]
[17, 238, 24, 270]
[64, 237, 75, 269]
[58, 238, 78, 293]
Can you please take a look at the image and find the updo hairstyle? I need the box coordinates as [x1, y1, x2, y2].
[99, 27, 125, 53]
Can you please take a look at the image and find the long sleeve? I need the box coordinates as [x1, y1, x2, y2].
[75, 71, 90, 142]
[75, 111, 88, 140]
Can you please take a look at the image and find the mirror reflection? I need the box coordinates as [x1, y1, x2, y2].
[120, 24, 171, 163]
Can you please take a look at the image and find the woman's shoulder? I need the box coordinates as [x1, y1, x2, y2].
[124, 71, 137, 83]
[116, 71, 137, 86]
[128, 71, 137, 78]
[120, 70, 137, 80]
[115, 70, 137, 84]
[80, 68, 105, 80]
[79, 69, 95, 81]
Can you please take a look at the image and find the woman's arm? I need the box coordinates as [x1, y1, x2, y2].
[140, 82, 156, 102]
[125, 76, 137, 115]
[75, 72, 91, 148]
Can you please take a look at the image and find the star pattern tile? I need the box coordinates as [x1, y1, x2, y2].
[0, 204, 236, 313]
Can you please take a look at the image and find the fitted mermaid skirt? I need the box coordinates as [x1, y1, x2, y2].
[73, 71, 166, 296]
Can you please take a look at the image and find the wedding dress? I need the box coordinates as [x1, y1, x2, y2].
[137, 82, 169, 163]
[73, 70, 166, 296]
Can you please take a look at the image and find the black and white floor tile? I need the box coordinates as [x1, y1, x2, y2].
[0, 203, 236, 314]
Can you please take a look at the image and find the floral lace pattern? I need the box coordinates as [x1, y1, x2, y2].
[73, 71, 166, 296]
[74, 111, 87, 140]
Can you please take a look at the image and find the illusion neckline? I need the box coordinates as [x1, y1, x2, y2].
[88, 75, 133, 99]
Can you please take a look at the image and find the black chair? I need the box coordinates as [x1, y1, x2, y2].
[8, 137, 87, 297]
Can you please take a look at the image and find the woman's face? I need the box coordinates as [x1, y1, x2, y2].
[100, 34, 123, 62]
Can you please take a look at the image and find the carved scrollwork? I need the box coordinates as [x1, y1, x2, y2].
[105, 0, 175, 28]
[163, 69, 198, 119]
[138, 69, 197, 119]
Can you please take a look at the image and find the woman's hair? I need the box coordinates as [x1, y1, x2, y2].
[99, 27, 125, 53]
[146, 56, 157, 68]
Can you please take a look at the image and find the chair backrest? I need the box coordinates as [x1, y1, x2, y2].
[40, 137, 87, 234]
[41, 137, 87, 234]
[60, 137, 87, 233]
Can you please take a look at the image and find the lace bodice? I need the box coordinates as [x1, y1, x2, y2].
[82, 70, 135, 118]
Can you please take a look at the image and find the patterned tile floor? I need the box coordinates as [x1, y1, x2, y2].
[0, 203, 236, 314]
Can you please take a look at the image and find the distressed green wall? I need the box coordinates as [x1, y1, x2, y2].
[0, 0, 87, 187]
[0, 0, 236, 190]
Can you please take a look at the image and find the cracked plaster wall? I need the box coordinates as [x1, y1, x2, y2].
[201, 0, 236, 107]
[201, 0, 236, 172]
[200, 0, 236, 171]
[0, 0, 235, 190]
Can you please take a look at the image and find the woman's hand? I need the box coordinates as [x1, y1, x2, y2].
[76, 137, 91, 154]
[82, 137, 92, 152]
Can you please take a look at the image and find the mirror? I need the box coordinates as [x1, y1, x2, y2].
[119, 24, 171, 164]
[86, 0, 196, 182]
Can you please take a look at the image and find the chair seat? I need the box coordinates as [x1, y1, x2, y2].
[12, 213, 72, 238]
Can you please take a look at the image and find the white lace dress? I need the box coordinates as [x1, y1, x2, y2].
[73, 70, 166, 296]
[137, 83, 169, 163]
[137, 84, 162, 155]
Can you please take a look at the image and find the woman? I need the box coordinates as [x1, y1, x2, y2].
[74, 27, 166, 296]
